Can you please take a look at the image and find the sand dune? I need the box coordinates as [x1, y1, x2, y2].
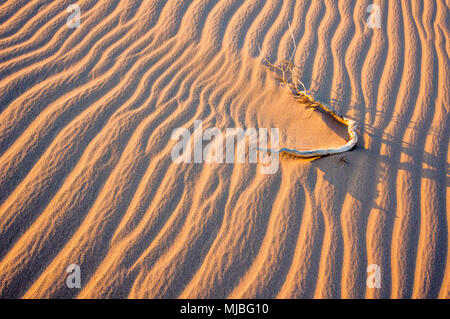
[0, 0, 448, 298]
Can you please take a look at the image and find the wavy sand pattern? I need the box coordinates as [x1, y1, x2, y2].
[0, 0, 448, 298]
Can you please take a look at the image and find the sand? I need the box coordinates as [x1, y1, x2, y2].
[0, 0, 448, 299]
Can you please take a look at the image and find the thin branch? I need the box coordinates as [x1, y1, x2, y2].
[257, 33, 358, 158]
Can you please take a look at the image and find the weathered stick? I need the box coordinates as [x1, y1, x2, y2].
[258, 39, 358, 158]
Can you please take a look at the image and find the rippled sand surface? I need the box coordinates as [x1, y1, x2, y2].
[0, 0, 448, 298]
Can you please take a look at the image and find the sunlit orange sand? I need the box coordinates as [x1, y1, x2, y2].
[0, 0, 448, 299]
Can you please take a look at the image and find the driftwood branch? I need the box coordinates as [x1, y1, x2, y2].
[257, 25, 358, 158]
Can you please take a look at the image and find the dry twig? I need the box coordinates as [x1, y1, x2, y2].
[257, 22, 358, 158]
